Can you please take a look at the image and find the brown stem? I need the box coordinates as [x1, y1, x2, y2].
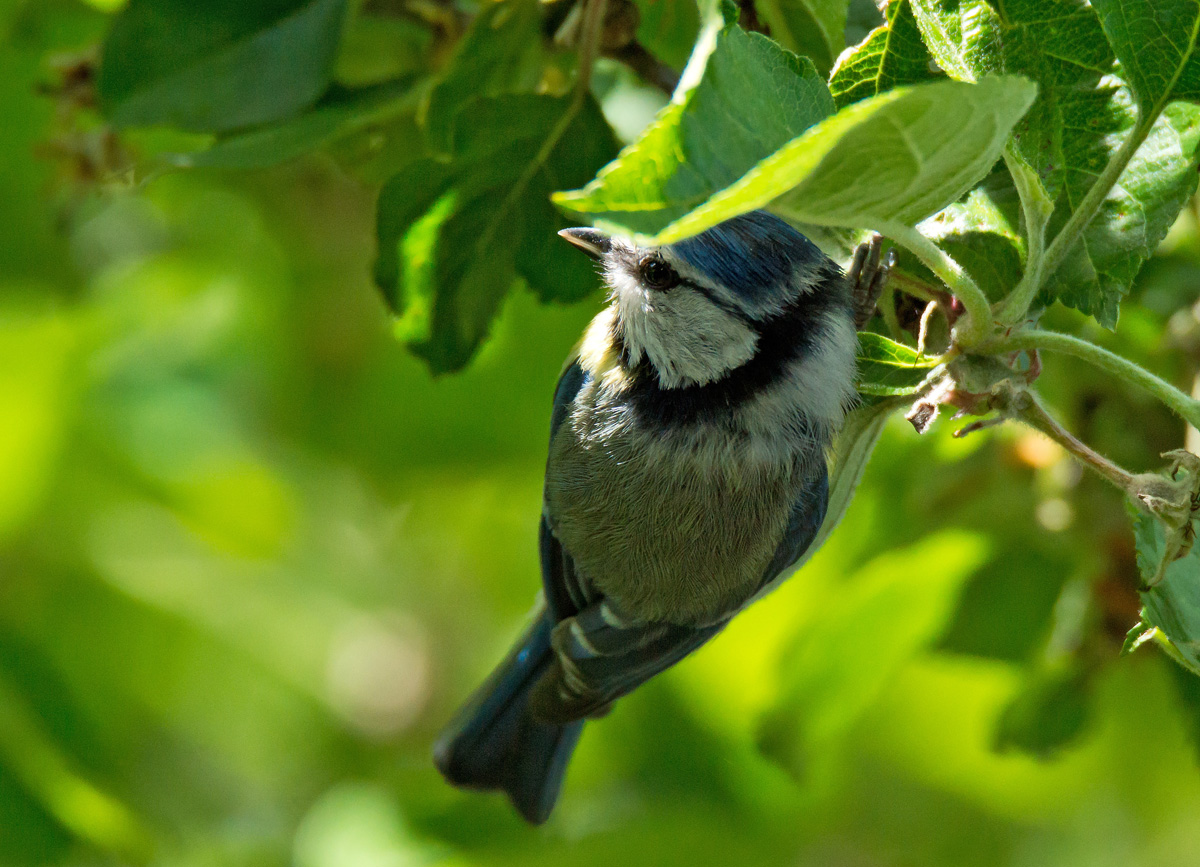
[1014, 390, 1137, 492]
[604, 42, 680, 94]
[575, 0, 609, 99]
[888, 270, 954, 308]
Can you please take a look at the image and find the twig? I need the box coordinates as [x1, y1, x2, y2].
[1012, 389, 1136, 492]
[604, 42, 680, 94]
[994, 148, 1054, 325]
[879, 281, 904, 341]
[575, 0, 609, 100]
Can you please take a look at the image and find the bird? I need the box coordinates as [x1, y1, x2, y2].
[433, 209, 891, 824]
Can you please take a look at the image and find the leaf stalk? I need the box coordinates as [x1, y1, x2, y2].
[986, 328, 1200, 429]
[994, 148, 1054, 325]
[881, 223, 992, 347]
[1016, 120, 1152, 319]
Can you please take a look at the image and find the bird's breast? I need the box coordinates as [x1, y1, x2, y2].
[544, 395, 811, 626]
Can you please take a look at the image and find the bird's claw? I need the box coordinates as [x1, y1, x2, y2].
[848, 233, 895, 330]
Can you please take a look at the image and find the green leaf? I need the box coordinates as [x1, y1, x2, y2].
[758, 530, 988, 777]
[908, 0, 1114, 201]
[651, 76, 1037, 244]
[333, 14, 433, 87]
[1044, 96, 1200, 327]
[993, 663, 1093, 758]
[98, 0, 349, 133]
[1165, 659, 1200, 756]
[0, 313, 78, 543]
[1132, 507, 1200, 676]
[553, 19, 835, 237]
[756, 0, 849, 76]
[855, 332, 937, 396]
[829, 0, 936, 110]
[166, 81, 420, 170]
[631, 0, 703, 69]
[422, 0, 545, 155]
[909, 0, 1200, 326]
[1091, 0, 1200, 115]
[374, 95, 618, 372]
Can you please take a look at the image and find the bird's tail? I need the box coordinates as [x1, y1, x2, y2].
[433, 611, 583, 824]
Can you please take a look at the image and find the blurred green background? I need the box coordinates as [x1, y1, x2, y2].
[7, 0, 1200, 865]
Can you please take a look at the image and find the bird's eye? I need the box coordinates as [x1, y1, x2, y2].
[640, 256, 678, 290]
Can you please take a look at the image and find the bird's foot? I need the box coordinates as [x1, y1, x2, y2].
[848, 233, 896, 330]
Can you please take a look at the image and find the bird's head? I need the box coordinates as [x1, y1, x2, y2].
[559, 210, 853, 391]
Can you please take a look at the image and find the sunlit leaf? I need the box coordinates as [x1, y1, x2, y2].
[829, 0, 936, 109]
[0, 312, 76, 541]
[1090, 0, 1200, 113]
[654, 76, 1036, 243]
[553, 17, 835, 237]
[904, 0, 1200, 326]
[908, 0, 1114, 201]
[855, 332, 937, 396]
[1043, 95, 1200, 327]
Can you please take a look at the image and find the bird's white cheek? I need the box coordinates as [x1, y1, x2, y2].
[610, 275, 757, 388]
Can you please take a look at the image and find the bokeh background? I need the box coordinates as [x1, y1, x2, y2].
[6, 0, 1200, 865]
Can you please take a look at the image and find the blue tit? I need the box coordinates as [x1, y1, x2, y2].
[434, 210, 881, 824]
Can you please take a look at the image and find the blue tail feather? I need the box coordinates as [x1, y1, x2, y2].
[433, 612, 583, 824]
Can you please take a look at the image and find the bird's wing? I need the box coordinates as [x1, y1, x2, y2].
[548, 357, 586, 444]
[752, 462, 829, 601]
[529, 598, 727, 722]
[540, 359, 594, 620]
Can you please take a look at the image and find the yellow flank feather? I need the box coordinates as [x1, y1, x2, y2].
[577, 307, 629, 392]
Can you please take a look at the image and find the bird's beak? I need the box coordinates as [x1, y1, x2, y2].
[558, 227, 611, 260]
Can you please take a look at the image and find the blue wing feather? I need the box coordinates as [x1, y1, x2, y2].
[756, 463, 829, 596]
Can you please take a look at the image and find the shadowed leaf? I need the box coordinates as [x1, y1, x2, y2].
[856, 332, 937, 396]
[756, 0, 850, 76]
[99, 0, 349, 132]
[375, 95, 617, 372]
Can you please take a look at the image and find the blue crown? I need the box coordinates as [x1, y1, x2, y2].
[667, 211, 826, 309]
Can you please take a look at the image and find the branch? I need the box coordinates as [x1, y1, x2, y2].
[574, 0, 608, 101]
[604, 42, 680, 95]
[986, 329, 1200, 429]
[1011, 388, 1138, 492]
